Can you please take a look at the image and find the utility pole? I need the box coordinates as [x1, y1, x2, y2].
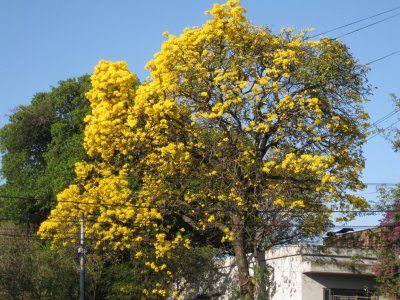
[78, 216, 86, 300]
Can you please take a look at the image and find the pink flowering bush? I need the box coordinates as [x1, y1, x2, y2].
[373, 199, 400, 298]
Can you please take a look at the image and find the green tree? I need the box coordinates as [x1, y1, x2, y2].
[0, 76, 91, 225]
[0, 224, 78, 299]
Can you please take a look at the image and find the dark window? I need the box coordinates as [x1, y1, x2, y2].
[323, 288, 378, 300]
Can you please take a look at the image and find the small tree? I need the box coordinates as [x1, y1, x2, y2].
[40, 1, 370, 298]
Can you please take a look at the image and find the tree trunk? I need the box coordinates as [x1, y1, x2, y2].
[254, 248, 269, 300]
[232, 223, 254, 300]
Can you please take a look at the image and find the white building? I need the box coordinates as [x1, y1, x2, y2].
[209, 243, 387, 300]
[265, 244, 383, 300]
[187, 229, 389, 300]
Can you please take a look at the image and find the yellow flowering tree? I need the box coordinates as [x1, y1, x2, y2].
[39, 1, 370, 298]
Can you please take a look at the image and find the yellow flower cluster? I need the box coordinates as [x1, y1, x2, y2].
[84, 60, 138, 160]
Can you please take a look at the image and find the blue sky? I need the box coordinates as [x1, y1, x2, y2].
[1, 1, 399, 227]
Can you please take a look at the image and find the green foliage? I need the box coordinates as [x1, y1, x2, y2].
[0, 76, 91, 225]
[0, 224, 122, 300]
[0, 224, 223, 300]
[171, 246, 224, 298]
[94, 245, 223, 299]
[0, 224, 78, 299]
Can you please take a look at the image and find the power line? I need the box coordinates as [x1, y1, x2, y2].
[366, 50, 400, 65]
[370, 109, 400, 126]
[0, 224, 395, 237]
[307, 7, 400, 66]
[0, 170, 398, 186]
[0, 232, 186, 244]
[1, 203, 398, 228]
[0, 224, 391, 233]
[366, 109, 400, 142]
[332, 12, 400, 39]
[1, 193, 399, 213]
[309, 6, 400, 39]
[356, 191, 378, 195]
[367, 119, 400, 141]
[0, 224, 398, 244]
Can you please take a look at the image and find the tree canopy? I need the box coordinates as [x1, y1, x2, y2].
[39, 1, 370, 298]
[0, 76, 91, 225]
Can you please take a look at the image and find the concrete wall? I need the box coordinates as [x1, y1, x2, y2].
[266, 246, 303, 300]
[266, 249, 303, 300]
[264, 245, 382, 300]
[209, 245, 385, 300]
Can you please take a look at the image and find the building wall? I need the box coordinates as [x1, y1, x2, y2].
[211, 245, 386, 300]
[266, 247, 303, 300]
[302, 272, 324, 300]
[265, 245, 382, 300]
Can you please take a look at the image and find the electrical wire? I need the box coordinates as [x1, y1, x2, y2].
[367, 119, 400, 141]
[366, 109, 400, 141]
[0, 225, 397, 249]
[366, 50, 400, 65]
[0, 169, 398, 186]
[0, 193, 399, 213]
[309, 6, 400, 39]
[332, 12, 400, 39]
[370, 109, 400, 126]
